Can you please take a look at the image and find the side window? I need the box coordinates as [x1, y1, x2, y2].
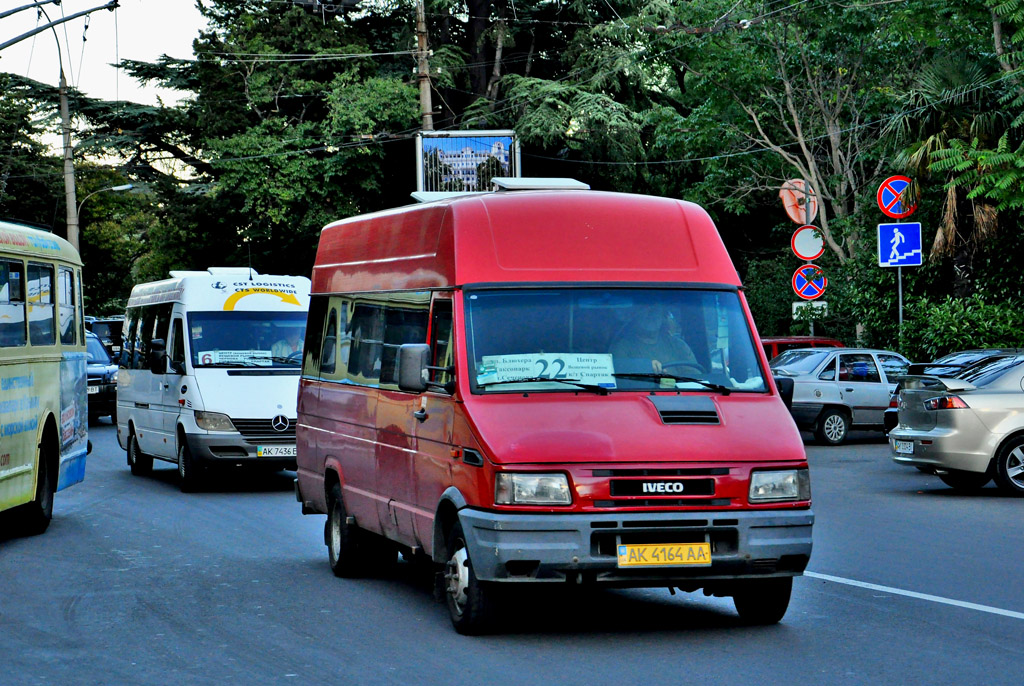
[0, 259, 26, 347]
[170, 318, 186, 368]
[380, 300, 430, 387]
[76, 270, 85, 344]
[134, 307, 157, 370]
[154, 303, 173, 345]
[302, 295, 328, 379]
[320, 308, 338, 377]
[839, 353, 881, 383]
[58, 266, 76, 345]
[27, 263, 55, 346]
[121, 308, 139, 368]
[430, 299, 454, 389]
[347, 303, 384, 384]
[878, 354, 908, 381]
[817, 357, 837, 381]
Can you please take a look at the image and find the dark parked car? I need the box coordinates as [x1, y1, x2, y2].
[883, 348, 1024, 434]
[86, 331, 117, 422]
[85, 316, 124, 360]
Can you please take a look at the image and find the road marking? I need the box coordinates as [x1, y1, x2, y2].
[805, 572, 1024, 620]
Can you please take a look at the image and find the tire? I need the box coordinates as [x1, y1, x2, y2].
[19, 438, 57, 536]
[127, 431, 153, 476]
[444, 520, 497, 635]
[177, 440, 204, 493]
[110, 406, 117, 424]
[938, 469, 990, 492]
[732, 576, 793, 625]
[993, 438, 1024, 496]
[814, 408, 849, 445]
[326, 484, 362, 578]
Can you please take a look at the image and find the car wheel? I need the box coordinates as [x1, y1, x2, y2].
[19, 438, 56, 536]
[127, 432, 153, 476]
[326, 484, 361, 577]
[444, 520, 496, 635]
[938, 470, 990, 492]
[814, 408, 849, 445]
[993, 438, 1024, 496]
[177, 441, 204, 493]
[732, 576, 793, 625]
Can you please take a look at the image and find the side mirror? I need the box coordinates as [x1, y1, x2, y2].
[774, 376, 794, 410]
[149, 339, 167, 375]
[397, 343, 430, 393]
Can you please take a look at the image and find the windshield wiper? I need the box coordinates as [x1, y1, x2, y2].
[477, 377, 610, 395]
[195, 360, 262, 368]
[612, 372, 731, 395]
[269, 356, 301, 365]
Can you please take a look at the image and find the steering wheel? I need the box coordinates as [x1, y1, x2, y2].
[661, 360, 707, 376]
[286, 350, 303, 362]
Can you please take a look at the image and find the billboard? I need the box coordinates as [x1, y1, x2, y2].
[416, 130, 520, 193]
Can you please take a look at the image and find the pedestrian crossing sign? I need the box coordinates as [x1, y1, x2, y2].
[877, 222, 922, 267]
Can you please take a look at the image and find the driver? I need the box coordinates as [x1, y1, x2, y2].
[271, 327, 303, 358]
[610, 303, 698, 374]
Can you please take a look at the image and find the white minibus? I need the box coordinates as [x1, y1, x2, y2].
[116, 268, 310, 491]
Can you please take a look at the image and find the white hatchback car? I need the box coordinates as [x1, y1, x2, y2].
[770, 347, 910, 445]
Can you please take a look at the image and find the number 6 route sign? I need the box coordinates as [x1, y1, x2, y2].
[792, 264, 827, 301]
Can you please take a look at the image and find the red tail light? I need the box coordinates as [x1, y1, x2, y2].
[924, 395, 969, 410]
[888, 394, 899, 408]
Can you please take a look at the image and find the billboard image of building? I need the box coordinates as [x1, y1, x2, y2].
[416, 130, 520, 193]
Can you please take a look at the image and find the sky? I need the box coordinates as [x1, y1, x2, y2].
[1, 0, 207, 106]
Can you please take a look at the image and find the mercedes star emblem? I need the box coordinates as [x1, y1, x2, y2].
[271, 415, 290, 432]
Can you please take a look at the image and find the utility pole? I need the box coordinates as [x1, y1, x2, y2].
[415, 0, 433, 130]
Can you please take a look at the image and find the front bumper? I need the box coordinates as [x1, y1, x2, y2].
[458, 507, 813, 586]
[184, 432, 296, 470]
[888, 426, 997, 474]
[87, 384, 116, 415]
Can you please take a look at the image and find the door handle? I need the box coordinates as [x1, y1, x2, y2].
[844, 387, 854, 392]
[413, 409, 428, 422]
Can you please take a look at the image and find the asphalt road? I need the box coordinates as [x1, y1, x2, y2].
[2, 423, 1021, 685]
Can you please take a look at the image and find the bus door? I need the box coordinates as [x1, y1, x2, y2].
[160, 315, 187, 442]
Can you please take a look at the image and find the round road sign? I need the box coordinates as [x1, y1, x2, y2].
[791, 225, 825, 261]
[877, 175, 917, 219]
[792, 264, 827, 301]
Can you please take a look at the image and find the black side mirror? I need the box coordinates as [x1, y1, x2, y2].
[149, 339, 167, 375]
[397, 343, 430, 393]
[774, 376, 795, 410]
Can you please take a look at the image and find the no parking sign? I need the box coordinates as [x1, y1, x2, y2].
[877, 175, 917, 219]
[792, 264, 827, 301]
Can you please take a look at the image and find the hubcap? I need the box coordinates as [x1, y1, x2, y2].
[1007, 446, 1024, 487]
[824, 415, 845, 442]
[178, 449, 186, 479]
[129, 438, 137, 465]
[330, 505, 342, 560]
[445, 544, 470, 615]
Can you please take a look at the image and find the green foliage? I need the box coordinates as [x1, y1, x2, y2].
[900, 295, 1024, 360]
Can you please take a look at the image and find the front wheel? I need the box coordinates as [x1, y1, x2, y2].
[127, 432, 153, 476]
[938, 469, 990, 492]
[993, 438, 1024, 496]
[177, 441, 204, 493]
[732, 576, 793, 625]
[19, 439, 56, 536]
[815, 408, 849, 445]
[444, 520, 497, 635]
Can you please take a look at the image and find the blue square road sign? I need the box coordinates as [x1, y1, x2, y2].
[877, 222, 922, 267]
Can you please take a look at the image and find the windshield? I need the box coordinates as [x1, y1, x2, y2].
[86, 336, 110, 364]
[770, 349, 831, 373]
[465, 288, 766, 393]
[188, 311, 307, 368]
[957, 354, 1024, 387]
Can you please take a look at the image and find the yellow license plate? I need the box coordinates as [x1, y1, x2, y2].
[616, 543, 711, 568]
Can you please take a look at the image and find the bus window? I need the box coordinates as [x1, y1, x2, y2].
[27, 262, 55, 346]
[430, 299, 453, 388]
[0, 259, 26, 347]
[59, 266, 77, 345]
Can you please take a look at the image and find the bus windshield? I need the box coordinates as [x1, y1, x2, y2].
[465, 287, 767, 393]
[188, 311, 307, 368]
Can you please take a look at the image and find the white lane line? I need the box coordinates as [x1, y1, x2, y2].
[805, 571, 1024, 620]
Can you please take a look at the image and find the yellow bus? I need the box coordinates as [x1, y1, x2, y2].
[1, 220, 88, 535]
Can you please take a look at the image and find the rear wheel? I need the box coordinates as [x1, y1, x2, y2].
[127, 432, 153, 476]
[732, 577, 793, 625]
[993, 438, 1024, 495]
[19, 438, 56, 536]
[938, 469, 990, 492]
[325, 485, 395, 577]
[444, 520, 497, 635]
[177, 441, 204, 493]
[815, 408, 849, 445]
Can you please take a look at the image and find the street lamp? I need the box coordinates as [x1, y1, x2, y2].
[77, 184, 133, 217]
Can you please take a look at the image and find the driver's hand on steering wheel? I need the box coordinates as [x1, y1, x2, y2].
[652, 359, 664, 374]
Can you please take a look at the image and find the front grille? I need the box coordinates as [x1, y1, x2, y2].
[231, 417, 296, 443]
[610, 478, 715, 497]
[592, 468, 729, 477]
[593, 498, 732, 508]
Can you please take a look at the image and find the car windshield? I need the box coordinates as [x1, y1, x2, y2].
[770, 349, 831, 373]
[465, 287, 767, 393]
[187, 311, 307, 368]
[86, 336, 110, 364]
[957, 354, 1024, 387]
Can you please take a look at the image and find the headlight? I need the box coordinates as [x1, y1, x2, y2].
[749, 469, 811, 503]
[495, 473, 571, 506]
[194, 411, 236, 432]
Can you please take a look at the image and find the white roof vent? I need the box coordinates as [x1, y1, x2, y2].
[491, 177, 590, 191]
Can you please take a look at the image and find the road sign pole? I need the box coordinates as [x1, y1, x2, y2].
[804, 180, 814, 336]
[898, 266, 903, 348]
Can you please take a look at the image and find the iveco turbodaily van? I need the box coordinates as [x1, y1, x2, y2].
[294, 180, 813, 633]
[117, 268, 310, 492]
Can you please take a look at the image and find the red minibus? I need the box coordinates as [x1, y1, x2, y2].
[296, 184, 813, 634]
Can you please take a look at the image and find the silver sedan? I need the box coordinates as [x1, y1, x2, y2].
[889, 353, 1024, 495]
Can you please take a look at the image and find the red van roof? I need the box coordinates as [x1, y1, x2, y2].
[313, 191, 741, 293]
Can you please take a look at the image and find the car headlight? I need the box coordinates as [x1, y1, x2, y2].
[194, 411, 236, 432]
[749, 469, 811, 503]
[495, 473, 571, 506]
